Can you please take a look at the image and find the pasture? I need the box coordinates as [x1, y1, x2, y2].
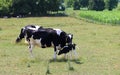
[0, 17, 120, 75]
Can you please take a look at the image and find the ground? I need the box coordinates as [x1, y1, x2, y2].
[0, 17, 120, 75]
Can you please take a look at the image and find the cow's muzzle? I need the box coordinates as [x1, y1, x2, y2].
[16, 37, 21, 43]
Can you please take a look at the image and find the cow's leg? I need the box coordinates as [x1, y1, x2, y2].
[53, 51, 57, 60]
[28, 43, 34, 57]
[24, 36, 28, 44]
[73, 49, 77, 59]
[53, 46, 57, 60]
[69, 50, 72, 59]
[65, 51, 72, 60]
[64, 54, 67, 59]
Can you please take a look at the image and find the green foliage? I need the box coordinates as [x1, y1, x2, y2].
[12, 0, 31, 15]
[47, 0, 60, 12]
[12, 0, 61, 16]
[64, 0, 74, 7]
[73, 0, 80, 10]
[0, 0, 63, 16]
[80, 0, 89, 7]
[0, 0, 12, 16]
[116, 3, 120, 10]
[65, 0, 118, 11]
[88, 0, 105, 11]
[105, 0, 119, 11]
[0, 0, 119, 16]
[59, 3, 65, 11]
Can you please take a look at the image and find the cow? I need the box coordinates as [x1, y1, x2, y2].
[25, 27, 73, 59]
[58, 43, 77, 59]
[16, 25, 42, 43]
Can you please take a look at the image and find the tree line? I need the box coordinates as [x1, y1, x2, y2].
[0, 0, 119, 17]
[66, 0, 119, 11]
[0, 0, 65, 17]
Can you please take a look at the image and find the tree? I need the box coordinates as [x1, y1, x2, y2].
[88, 0, 105, 11]
[65, 0, 74, 8]
[12, 0, 32, 16]
[0, 0, 12, 17]
[73, 0, 80, 10]
[59, 3, 65, 11]
[80, 0, 89, 7]
[47, 0, 60, 12]
[11, 0, 62, 16]
[106, 0, 118, 11]
[0, 0, 64, 17]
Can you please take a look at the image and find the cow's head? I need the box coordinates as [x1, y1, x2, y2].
[58, 32, 73, 49]
[66, 33, 73, 45]
[16, 28, 25, 43]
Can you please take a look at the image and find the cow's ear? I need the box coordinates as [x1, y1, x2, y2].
[70, 33, 73, 39]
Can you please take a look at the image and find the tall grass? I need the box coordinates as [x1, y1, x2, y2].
[79, 10, 120, 24]
[66, 8, 120, 25]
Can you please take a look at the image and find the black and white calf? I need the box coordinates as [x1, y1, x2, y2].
[25, 27, 73, 59]
[58, 43, 76, 55]
[16, 25, 42, 43]
[58, 43, 77, 59]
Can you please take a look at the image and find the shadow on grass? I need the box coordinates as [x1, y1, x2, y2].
[9, 13, 68, 18]
[0, 28, 2, 31]
[49, 58, 83, 65]
[43, 13, 68, 17]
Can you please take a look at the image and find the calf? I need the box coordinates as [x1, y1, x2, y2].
[58, 43, 77, 59]
[16, 25, 42, 43]
[25, 27, 73, 59]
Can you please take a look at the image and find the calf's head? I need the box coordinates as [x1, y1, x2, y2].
[66, 33, 73, 45]
[58, 43, 76, 55]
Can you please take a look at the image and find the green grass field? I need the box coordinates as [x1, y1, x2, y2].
[0, 17, 120, 75]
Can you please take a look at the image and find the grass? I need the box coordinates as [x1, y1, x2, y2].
[79, 10, 120, 25]
[0, 17, 120, 75]
[66, 8, 120, 25]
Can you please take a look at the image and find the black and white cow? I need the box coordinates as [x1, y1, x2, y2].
[16, 25, 42, 43]
[25, 27, 73, 59]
